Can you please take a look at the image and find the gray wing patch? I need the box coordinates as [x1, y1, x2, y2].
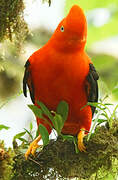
[86, 63, 99, 116]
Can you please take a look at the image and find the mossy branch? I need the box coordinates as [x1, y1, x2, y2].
[0, 0, 28, 45]
[11, 121, 118, 180]
[0, 0, 51, 45]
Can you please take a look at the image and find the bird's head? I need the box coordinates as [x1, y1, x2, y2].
[50, 5, 87, 52]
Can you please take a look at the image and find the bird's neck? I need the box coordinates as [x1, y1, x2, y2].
[47, 37, 86, 53]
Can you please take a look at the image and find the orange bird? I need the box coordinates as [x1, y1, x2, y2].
[23, 5, 99, 159]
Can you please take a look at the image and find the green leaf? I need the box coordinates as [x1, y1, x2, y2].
[97, 119, 107, 124]
[38, 124, 49, 146]
[101, 113, 109, 119]
[37, 101, 53, 121]
[30, 122, 33, 131]
[0, 125, 10, 131]
[13, 131, 26, 141]
[24, 128, 33, 141]
[61, 134, 79, 153]
[61, 134, 74, 141]
[53, 114, 64, 134]
[73, 137, 79, 153]
[18, 137, 28, 143]
[28, 104, 43, 119]
[87, 102, 101, 108]
[80, 102, 100, 111]
[93, 118, 107, 124]
[56, 100, 69, 122]
[104, 103, 113, 106]
[87, 102, 110, 112]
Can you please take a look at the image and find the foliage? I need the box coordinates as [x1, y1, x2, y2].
[0, 0, 28, 45]
[11, 121, 118, 179]
[0, 118, 118, 179]
[12, 96, 118, 156]
[85, 100, 118, 140]
[0, 141, 15, 180]
[0, 43, 23, 100]
[0, 0, 28, 100]
[28, 101, 69, 146]
[0, 125, 10, 131]
[27, 97, 118, 149]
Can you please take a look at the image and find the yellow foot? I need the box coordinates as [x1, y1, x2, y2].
[77, 128, 86, 152]
[25, 135, 41, 160]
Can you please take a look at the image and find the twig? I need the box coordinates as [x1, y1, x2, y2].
[28, 156, 42, 166]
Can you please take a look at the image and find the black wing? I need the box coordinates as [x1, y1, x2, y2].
[23, 60, 35, 104]
[85, 63, 99, 117]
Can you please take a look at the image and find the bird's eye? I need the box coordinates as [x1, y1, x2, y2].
[60, 26, 64, 32]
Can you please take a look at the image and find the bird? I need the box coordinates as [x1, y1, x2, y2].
[23, 4, 99, 159]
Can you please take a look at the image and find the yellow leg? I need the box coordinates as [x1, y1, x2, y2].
[77, 128, 86, 152]
[25, 135, 41, 159]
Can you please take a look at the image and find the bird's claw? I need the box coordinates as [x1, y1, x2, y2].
[77, 128, 86, 152]
[25, 135, 41, 160]
[78, 140, 86, 152]
[25, 143, 39, 160]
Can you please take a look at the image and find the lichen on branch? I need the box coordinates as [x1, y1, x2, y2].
[0, 0, 28, 45]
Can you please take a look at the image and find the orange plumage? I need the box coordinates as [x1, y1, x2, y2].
[23, 5, 99, 158]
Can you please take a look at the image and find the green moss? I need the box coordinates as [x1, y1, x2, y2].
[0, 0, 53, 45]
[0, 141, 15, 180]
[0, 120, 118, 179]
[12, 120, 118, 179]
[0, 0, 28, 45]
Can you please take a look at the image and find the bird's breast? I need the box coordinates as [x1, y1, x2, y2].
[31, 50, 91, 128]
[30, 49, 92, 135]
